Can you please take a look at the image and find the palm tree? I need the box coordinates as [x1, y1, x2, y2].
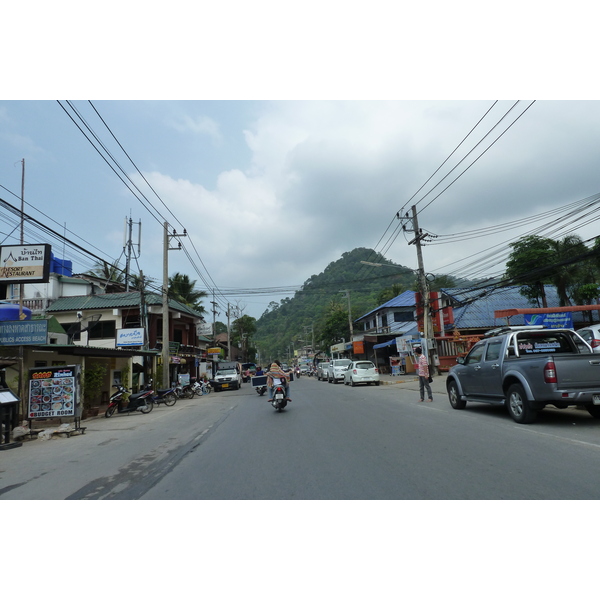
[168, 272, 207, 313]
[86, 260, 126, 283]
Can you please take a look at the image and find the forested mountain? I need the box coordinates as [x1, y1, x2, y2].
[254, 248, 420, 364]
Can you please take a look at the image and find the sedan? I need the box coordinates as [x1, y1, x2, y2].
[577, 324, 600, 353]
[343, 361, 380, 386]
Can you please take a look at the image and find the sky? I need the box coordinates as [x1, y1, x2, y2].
[2, 99, 600, 321]
[3, 1, 600, 592]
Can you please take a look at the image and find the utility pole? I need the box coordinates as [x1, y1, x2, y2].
[402, 206, 437, 374]
[162, 222, 186, 388]
[341, 290, 353, 347]
[124, 216, 141, 291]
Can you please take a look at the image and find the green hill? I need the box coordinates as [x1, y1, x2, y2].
[254, 247, 419, 364]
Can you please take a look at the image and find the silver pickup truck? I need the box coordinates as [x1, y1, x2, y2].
[447, 326, 600, 423]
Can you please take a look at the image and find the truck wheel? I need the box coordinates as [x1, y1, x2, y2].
[586, 405, 600, 418]
[506, 383, 537, 424]
[447, 380, 466, 410]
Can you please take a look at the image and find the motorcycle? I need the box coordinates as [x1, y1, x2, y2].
[270, 384, 288, 412]
[152, 387, 178, 406]
[255, 384, 267, 396]
[105, 384, 154, 418]
[174, 382, 194, 399]
[191, 380, 212, 396]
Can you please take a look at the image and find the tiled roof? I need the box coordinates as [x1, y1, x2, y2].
[47, 291, 205, 319]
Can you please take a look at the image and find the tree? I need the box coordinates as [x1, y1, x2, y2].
[317, 301, 349, 350]
[168, 272, 207, 313]
[232, 315, 257, 361]
[505, 235, 554, 306]
[547, 234, 590, 306]
[86, 259, 125, 283]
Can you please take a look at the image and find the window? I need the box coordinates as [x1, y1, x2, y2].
[62, 322, 81, 341]
[465, 343, 485, 365]
[381, 314, 388, 327]
[485, 340, 502, 362]
[88, 320, 116, 340]
[394, 311, 413, 322]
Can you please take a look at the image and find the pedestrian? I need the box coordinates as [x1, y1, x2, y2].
[414, 346, 433, 402]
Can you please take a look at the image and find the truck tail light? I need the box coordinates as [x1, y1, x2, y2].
[544, 359, 557, 383]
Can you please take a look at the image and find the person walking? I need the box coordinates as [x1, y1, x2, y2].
[414, 346, 433, 402]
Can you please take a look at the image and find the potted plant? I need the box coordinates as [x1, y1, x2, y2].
[82, 362, 107, 418]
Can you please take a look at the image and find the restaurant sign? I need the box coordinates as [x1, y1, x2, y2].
[28, 364, 81, 419]
[0, 244, 51, 283]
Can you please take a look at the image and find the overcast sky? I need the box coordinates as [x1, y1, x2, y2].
[3, 4, 600, 324]
[2, 99, 600, 319]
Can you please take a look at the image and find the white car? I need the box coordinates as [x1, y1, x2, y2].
[577, 324, 600, 353]
[327, 359, 352, 383]
[343, 360, 380, 387]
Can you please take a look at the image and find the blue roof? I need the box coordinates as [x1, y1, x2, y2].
[356, 290, 416, 321]
[441, 286, 586, 330]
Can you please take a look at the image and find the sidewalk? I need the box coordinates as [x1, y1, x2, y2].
[378, 372, 448, 396]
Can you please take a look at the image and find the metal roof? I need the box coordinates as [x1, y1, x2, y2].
[47, 291, 205, 319]
[440, 286, 587, 330]
[356, 290, 416, 321]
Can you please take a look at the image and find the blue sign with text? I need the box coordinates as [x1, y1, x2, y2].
[0, 320, 48, 345]
[524, 312, 573, 329]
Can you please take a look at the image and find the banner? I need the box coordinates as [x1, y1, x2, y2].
[0, 320, 48, 345]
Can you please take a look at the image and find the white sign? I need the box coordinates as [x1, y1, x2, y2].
[0, 244, 51, 283]
[116, 328, 145, 347]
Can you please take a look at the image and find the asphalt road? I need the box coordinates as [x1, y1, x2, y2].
[3, 376, 600, 499]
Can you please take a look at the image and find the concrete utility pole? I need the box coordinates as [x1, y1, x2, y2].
[403, 205, 437, 374]
[162, 222, 186, 388]
[341, 290, 353, 346]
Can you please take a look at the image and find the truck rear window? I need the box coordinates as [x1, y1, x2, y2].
[515, 333, 575, 355]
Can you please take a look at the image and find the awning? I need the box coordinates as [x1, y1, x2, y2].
[373, 339, 397, 349]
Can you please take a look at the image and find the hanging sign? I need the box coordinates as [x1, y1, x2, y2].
[0, 244, 51, 284]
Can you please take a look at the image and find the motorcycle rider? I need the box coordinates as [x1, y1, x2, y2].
[266, 361, 291, 402]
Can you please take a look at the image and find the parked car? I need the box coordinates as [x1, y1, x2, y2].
[212, 362, 242, 391]
[343, 360, 380, 386]
[576, 325, 600, 353]
[317, 361, 330, 381]
[446, 326, 599, 423]
[327, 359, 352, 384]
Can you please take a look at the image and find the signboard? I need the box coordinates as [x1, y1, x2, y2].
[524, 312, 574, 329]
[28, 365, 80, 419]
[0, 244, 51, 283]
[207, 347, 222, 356]
[353, 341, 364, 354]
[0, 320, 48, 345]
[116, 327, 145, 347]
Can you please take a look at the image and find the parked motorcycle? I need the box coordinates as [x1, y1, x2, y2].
[270, 384, 288, 412]
[105, 384, 154, 418]
[174, 382, 194, 399]
[152, 387, 178, 406]
[191, 380, 212, 396]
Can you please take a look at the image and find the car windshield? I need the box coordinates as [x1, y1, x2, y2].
[355, 362, 374, 369]
[334, 360, 351, 367]
[218, 369, 236, 375]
